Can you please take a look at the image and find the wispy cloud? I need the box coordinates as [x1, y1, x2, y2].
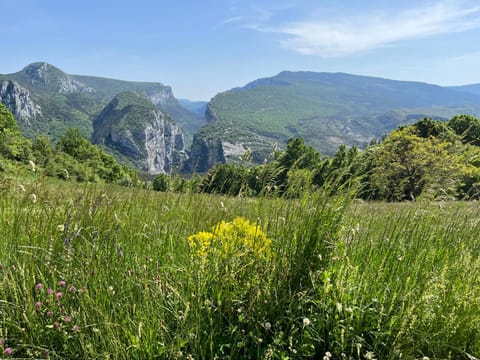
[249, 1, 480, 57]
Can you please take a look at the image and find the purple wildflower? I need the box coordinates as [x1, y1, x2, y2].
[47, 288, 54, 295]
[56, 292, 62, 299]
[35, 301, 42, 309]
[63, 316, 72, 323]
[58, 280, 66, 287]
[4, 347, 12, 356]
[46, 310, 53, 318]
[36, 283, 43, 291]
[68, 285, 76, 293]
[72, 325, 80, 332]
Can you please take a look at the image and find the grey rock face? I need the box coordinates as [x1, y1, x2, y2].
[144, 109, 186, 174]
[0, 80, 41, 123]
[186, 133, 225, 173]
[23, 62, 95, 94]
[147, 86, 175, 106]
[94, 92, 187, 174]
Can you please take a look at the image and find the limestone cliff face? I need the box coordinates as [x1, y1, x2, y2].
[93, 92, 187, 174]
[144, 109, 186, 174]
[184, 129, 225, 173]
[21, 62, 95, 94]
[147, 86, 175, 107]
[0, 80, 41, 124]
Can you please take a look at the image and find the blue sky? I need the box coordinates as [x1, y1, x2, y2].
[2, 0, 480, 100]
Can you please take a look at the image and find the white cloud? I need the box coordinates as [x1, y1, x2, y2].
[251, 1, 480, 57]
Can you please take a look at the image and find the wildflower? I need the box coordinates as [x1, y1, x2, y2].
[325, 352, 332, 358]
[53, 322, 60, 330]
[302, 317, 311, 327]
[57, 224, 65, 232]
[29, 160, 36, 172]
[56, 292, 63, 299]
[72, 325, 80, 332]
[35, 301, 42, 309]
[47, 288, 54, 295]
[30, 194, 37, 203]
[63, 316, 72, 323]
[46, 311, 53, 318]
[4, 347, 12, 356]
[68, 285, 76, 293]
[36, 283, 43, 291]
[264, 322, 272, 331]
[18, 184, 25, 192]
[59, 280, 66, 287]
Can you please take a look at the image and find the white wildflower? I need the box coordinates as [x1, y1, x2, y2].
[302, 317, 311, 327]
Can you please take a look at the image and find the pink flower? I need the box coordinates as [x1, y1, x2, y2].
[4, 347, 12, 356]
[58, 280, 66, 287]
[68, 285, 76, 293]
[53, 322, 60, 330]
[63, 316, 72, 323]
[72, 325, 80, 332]
[36, 283, 43, 291]
[46, 310, 53, 318]
[47, 288, 54, 295]
[35, 301, 42, 309]
[56, 292, 62, 299]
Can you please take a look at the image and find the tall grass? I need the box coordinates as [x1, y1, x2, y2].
[0, 178, 479, 359]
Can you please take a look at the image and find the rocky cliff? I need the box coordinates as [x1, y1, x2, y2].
[18, 62, 95, 94]
[93, 92, 187, 174]
[0, 80, 41, 124]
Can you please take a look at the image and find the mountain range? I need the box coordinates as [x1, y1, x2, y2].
[2, 62, 480, 174]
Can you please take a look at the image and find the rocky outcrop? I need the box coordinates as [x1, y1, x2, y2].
[21, 62, 95, 94]
[93, 92, 187, 174]
[147, 86, 175, 107]
[185, 130, 225, 173]
[144, 110, 186, 174]
[0, 80, 41, 123]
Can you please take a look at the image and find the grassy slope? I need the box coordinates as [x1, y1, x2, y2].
[1, 179, 479, 359]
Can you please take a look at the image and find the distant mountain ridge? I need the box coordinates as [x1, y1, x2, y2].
[188, 71, 480, 170]
[0, 62, 205, 143]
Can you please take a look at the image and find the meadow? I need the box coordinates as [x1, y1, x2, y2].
[0, 178, 479, 359]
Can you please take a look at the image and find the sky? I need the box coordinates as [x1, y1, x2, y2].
[2, 0, 480, 100]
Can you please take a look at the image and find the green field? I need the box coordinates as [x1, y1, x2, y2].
[0, 178, 479, 359]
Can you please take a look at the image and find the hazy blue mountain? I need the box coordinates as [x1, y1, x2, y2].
[449, 84, 480, 97]
[178, 99, 208, 118]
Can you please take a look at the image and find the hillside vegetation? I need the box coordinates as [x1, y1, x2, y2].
[202, 71, 480, 160]
[196, 115, 480, 201]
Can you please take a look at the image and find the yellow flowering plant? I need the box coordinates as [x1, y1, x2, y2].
[187, 217, 272, 261]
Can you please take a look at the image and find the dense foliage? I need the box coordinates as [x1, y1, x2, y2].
[195, 115, 480, 201]
[0, 103, 136, 185]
